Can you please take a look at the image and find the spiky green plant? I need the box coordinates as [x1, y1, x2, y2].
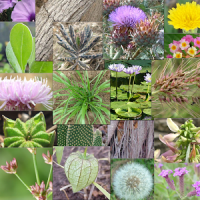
[56, 24, 102, 70]
[3, 112, 55, 147]
[57, 125, 103, 146]
[53, 70, 110, 124]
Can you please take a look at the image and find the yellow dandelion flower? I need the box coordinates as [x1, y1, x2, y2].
[187, 47, 197, 57]
[173, 52, 182, 58]
[168, 1, 200, 31]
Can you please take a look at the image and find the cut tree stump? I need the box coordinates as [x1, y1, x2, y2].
[36, 0, 102, 61]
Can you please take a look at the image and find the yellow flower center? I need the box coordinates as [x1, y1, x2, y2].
[176, 53, 181, 58]
[197, 40, 200, 45]
[182, 42, 187, 47]
[171, 45, 177, 50]
[189, 49, 195, 54]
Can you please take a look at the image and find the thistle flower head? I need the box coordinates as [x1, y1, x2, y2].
[0, 76, 52, 111]
[168, 1, 200, 31]
[159, 169, 173, 178]
[108, 63, 125, 72]
[11, 0, 35, 22]
[113, 162, 153, 200]
[0, 158, 18, 174]
[144, 73, 151, 83]
[108, 5, 146, 28]
[0, 0, 17, 13]
[30, 181, 52, 200]
[42, 151, 52, 165]
[192, 181, 200, 196]
[173, 167, 189, 177]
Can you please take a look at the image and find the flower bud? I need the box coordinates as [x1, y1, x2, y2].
[167, 118, 180, 132]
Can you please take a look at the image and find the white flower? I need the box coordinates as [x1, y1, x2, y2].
[113, 162, 153, 200]
[166, 118, 180, 132]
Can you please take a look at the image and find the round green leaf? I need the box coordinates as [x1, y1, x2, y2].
[10, 23, 33, 72]
[115, 107, 142, 119]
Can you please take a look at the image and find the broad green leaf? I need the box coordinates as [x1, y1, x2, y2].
[10, 23, 33, 72]
[6, 42, 22, 73]
[115, 107, 142, 119]
[143, 108, 151, 115]
[28, 37, 35, 68]
[55, 146, 64, 164]
[29, 61, 53, 73]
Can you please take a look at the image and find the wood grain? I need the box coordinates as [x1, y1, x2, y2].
[35, 0, 102, 61]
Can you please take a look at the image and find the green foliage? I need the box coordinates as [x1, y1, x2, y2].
[55, 146, 64, 164]
[3, 112, 55, 148]
[5, 23, 52, 73]
[64, 150, 99, 192]
[57, 125, 102, 146]
[53, 70, 110, 124]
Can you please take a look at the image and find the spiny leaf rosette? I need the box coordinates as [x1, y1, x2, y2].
[64, 151, 98, 193]
[3, 112, 55, 148]
[113, 162, 153, 200]
[0, 76, 52, 111]
[56, 24, 102, 70]
[168, 1, 200, 32]
[132, 13, 163, 48]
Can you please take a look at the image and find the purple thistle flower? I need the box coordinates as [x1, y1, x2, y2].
[108, 63, 125, 72]
[108, 5, 146, 28]
[144, 73, 151, 83]
[159, 169, 175, 190]
[0, 76, 52, 111]
[11, 0, 35, 22]
[173, 167, 189, 177]
[0, 0, 17, 13]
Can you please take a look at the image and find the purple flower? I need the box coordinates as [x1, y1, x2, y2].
[0, 0, 17, 13]
[108, 63, 125, 72]
[1, 158, 18, 174]
[144, 73, 151, 83]
[159, 169, 173, 178]
[166, 55, 173, 58]
[196, 163, 200, 168]
[192, 181, 200, 196]
[173, 167, 189, 177]
[158, 163, 163, 168]
[123, 65, 142, 75]
[0, 76, 52, 111]
[11, 0, 35, 22]
[108, 5, 146, 28]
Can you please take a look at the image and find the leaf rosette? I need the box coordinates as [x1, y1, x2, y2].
[3, 112, 55, 147]
[64, 151, 99, 192]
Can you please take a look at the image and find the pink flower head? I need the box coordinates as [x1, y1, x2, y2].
[0, 0, 17, 13]
[166, 55, 173, 58]
[182, 35, 194, 43]
[169, 42, 179, 53]
[179, 39, 189, 50]
[159, 169, 173, 178]
[0, 158, 18, 174]
[194, 37, 200, 48]
[192, 181, 200, 196]
[0, 76, 52, 111]
[30, 181, 49, 200]
[11, 0, 35, 22]
[42, 151, 52, 165]
[173, 167, 189, 177]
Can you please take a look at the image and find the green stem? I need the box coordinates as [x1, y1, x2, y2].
[93, 182, 110, 199]
[84, 147, 88, 159]
[183, 28, 198, 33]
[32, 153, 40, 185]
[47, 192, 52, 198]
[116, 72, 118, 101]
[131, 74, 136, 94]
[152, 90, 160, 95]
[113, 47, 123, 59]
[15, 173, 31, 193]
[128, 74, 132, 101]
[46, 164, 53, 189]
[53, 160, 64, 169]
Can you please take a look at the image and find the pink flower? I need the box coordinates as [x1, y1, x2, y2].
[169, 42, 179, 53]
[166, 55, 173, 58]
[0, 158, 18, 174]
[0, 76, 52, 111]
[179, 39, 189, 50]
[11, 0, 35, 22]
[182, 35, 194, 43]
[194, 37, 200, 48]
[0, 0, 17, 13]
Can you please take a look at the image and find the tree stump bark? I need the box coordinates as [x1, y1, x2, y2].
[36, 0, 102, 61]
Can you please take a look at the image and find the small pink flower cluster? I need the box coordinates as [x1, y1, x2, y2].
[167, 35, 200, 58]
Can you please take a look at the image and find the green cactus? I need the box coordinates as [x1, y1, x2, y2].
[57, 125, 102, 146]
[3, 112, 55, 148]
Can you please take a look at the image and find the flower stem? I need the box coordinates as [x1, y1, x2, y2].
[116, 72, 118, 101]
[46, 164, 53, 189]
[32, 153, 40, 185]
[93, 182, 110, 199]
[131, 74, 136, 94]
[128, 74, 132, 101]
[15, 173, 31, 193]
[53, 160, 64, 169]
[84, 146, 88, 159]
[179, 175, 184, 197]
[152, 90, 160, 95]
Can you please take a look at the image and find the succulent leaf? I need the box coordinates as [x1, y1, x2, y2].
[93, 129, 102, 146]
[64, 151, 98, 193]
[3, 112, 55, 148]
